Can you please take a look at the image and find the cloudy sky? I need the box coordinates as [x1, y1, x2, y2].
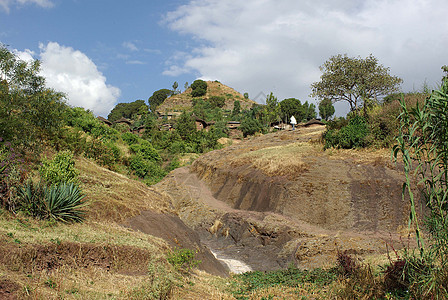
[1, 0, 447, 116]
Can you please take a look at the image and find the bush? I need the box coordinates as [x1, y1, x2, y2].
[166, 248, 200, 273]
[209, 96, 225, 108]
[39, 150, 79, 186]
[240, 117, 263, 137]
[323, 115, 369, 149]
[129, 140, 161, 162]
[84, 139, 118, 168]
[122, 132, 138, 145]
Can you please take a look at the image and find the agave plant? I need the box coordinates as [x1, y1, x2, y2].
[16, 180, 47, 218]
[45, 183, 87, 222]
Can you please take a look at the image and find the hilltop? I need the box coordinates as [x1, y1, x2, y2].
[155, 81, 257, 115]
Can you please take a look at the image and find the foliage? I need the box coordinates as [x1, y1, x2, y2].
[232, 100, 241, 120]
[121, 131, 139, 145]
[166, 247, 200, 273]
[231, 266, 337, 299]
[15, 180, 86, 222]
[0, 46, 67, 150]
[393, 76, 448, 298]
[107, 100, 148, 122]
[243, 92, 249, 99]
[279, 98, 304, 123]
[323, 115, 369, 149]
[63, 107, 118, 140]
[209, 95, 225, 108]
[84, 138, 120, 168]
[302, 101, 317, 121]
[310, 53, 403, 114]
[190, 79, 207, 97]
[129, 140, 161, 162]
[176, 111, 197, 141]
[264, 92, 280, 125]
[148, 89, 172, 112]
[39, 150, 79, 186]
[318, 98, 335, 120]
[240, 117, 263, 137]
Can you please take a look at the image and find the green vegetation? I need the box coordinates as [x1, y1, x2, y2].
[166, 248, 200, 273]
[311, 54, 403, 114]
[39, 150, 79, 185]
[323, 115, 369, 149]
[107, 99, 148, 122]
[191, 79, 207, 97]
[318, 98, 335, 120]
[148, 88, 172, 112]
[393, 77, 448, 298]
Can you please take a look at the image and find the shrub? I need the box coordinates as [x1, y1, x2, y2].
[84, 139, 118, 168]
[240, 117, 263, 137]
[129, 140, 161, 162]
[166, 248, 200, 273]
[39, 150, 79, 186]
[122, 132, 138, 145]
[323, 115, 369, 149]
[209, 96, 225, 108]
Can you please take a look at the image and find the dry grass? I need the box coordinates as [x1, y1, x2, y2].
[230, 142, 317, 178]
[76, 157, 175, 222]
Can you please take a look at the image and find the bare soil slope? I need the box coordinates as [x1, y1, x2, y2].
[155, 126, 418, 270]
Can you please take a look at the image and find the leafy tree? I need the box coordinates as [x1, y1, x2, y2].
[304, 102, 317, 121]
[176, 111, 196, 141]
[264, 92, 280, 125]
[107, 100, 148, 122]
[0, 46, 66, 149]
[191, 79, 207, 97]
[172, 81, 179, 94]
[310, 54, 403, 115]
[279, 98, 304, 122]
[244, 92, 249, 99]
[184, 82, 189, 91]
[318, 98, 335, 121]
[148, 89, 172, 112]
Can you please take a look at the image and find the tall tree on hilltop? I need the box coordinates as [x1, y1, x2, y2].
[311, 54, 402, 116]
[148, 89, 172, 112]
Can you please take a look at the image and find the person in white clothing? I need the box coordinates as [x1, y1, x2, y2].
[290, 115, 297, 130]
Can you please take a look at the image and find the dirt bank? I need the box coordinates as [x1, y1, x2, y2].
[154, 126, 420, 271]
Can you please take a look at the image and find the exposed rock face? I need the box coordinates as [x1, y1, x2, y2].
[154, 126, 421, 271]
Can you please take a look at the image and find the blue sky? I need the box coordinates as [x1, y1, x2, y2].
[1, 0, 448, 117]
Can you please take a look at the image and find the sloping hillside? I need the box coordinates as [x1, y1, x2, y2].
[156, 81, 257, 114]
[154, 125, 421, 271]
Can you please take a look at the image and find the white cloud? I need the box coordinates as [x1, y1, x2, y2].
[122, 41, 139, 52]
[0, 0, 53, 13]
[164, 0, 448, 115]
[39, 42, 120, 116]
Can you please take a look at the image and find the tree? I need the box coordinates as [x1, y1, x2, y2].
[279, 98, 304, 123]
[148, 89, 171, 112]
[310, 54, 403, 114]
[243, 92, 249, 99]
[172, 81, 179, 94]
[107, 100, 148, 122]
[318, 98, 335, 120]
[264, 92, 280, 125]
[0, 46, 66, 148]
[191, 79, 207, 97]
[302, 101, 317, 121]
[176, 111, 196, 141]
[184, 82, 189, 91]
[232, 100, 241, 119]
